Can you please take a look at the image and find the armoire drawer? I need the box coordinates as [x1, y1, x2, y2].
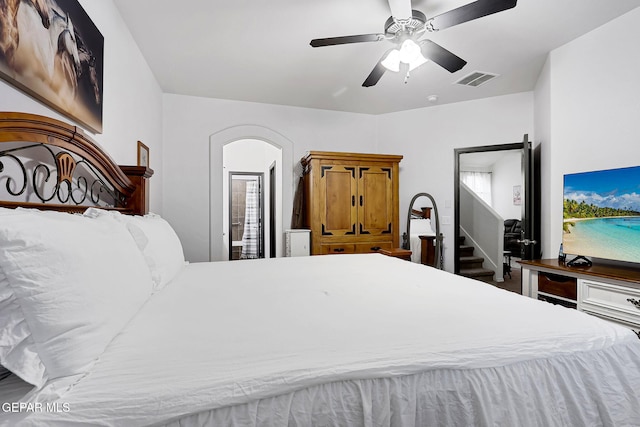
[580, 279, 640, 326]
[355, 242, 393, 254]
[320, 243, 355, 255]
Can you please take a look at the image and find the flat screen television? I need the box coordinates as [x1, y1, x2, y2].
[563, 165, 640, 265]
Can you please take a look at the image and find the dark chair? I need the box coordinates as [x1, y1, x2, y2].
[504, 219, 518, 234]
[504, 219, 522, 257]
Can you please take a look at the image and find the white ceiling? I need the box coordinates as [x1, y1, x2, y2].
[113, 0, 640, 115]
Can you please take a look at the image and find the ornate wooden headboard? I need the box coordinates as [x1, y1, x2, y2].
[0, 112, 153, 215]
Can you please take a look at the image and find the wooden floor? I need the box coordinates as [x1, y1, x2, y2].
[455, 264, 522, 293]
[474, 257, 522, 294]
[490, 265, 522, 294]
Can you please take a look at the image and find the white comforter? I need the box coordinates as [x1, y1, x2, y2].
[6, 254, 640, 426]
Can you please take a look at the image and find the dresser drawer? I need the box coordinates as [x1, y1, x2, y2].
[320, 243, 355, 255]
[538, 272, 577, 300]
[354, 242, 393, 254]
[580, 279, 640, 326]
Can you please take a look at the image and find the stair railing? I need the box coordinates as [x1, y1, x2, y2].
[459, 182, 504, 280]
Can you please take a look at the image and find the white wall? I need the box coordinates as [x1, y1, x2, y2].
[492, 151, 523, 221]
[162, 94, 378, 262]
[540, 7, 640, 259]
[376, 92, 534, 272]
[0, 1, 163, 212]
[534, 57, 552, 259]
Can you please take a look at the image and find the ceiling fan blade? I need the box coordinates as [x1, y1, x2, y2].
[387, 0, 412, 20]
[362, 58, 387, 87]
[427, 0, 517, 31]
[310, 34, 384, 48]
[420, 40, 467, 73]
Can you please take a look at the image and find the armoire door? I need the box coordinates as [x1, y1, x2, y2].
[358, 166, 393, 236]
[320, 165, 357, 236]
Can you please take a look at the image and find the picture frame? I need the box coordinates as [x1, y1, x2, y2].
[137, 141, 149, 168]
[513, 185, 522, 205]
[0, 0, 104, 133]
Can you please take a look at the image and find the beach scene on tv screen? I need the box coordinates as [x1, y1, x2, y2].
[563, 165, 640, 264]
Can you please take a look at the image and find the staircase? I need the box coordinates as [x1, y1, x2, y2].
[459, 236, 494, 281]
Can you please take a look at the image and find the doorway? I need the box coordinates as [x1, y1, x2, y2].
[454, 136, 541, 280]
[229, 173, 264, 260]
[220, 138, 282, 261]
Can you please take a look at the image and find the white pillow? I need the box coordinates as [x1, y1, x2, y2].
[410, 218, 434, 236]
[83, 209, 186, 290]
[0, 209, 154, 388]
[126, 214, 186, 290]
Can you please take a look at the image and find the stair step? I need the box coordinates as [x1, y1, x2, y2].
[457, 240, 494, 281]
[460, 255, 484, 266]
[460, 255, 484, 261]
[459, 267, 495, 279]
[459, 245, 474, 256]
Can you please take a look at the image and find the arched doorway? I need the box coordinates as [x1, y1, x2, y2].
[209, 126, 294, 261]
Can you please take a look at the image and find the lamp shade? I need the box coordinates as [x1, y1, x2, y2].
[381, 49, 401, 72]
[381, 40, 428, 72]
[381, 39, 427, 73]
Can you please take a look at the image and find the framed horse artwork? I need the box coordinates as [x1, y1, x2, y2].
[0, 0, 104, 133]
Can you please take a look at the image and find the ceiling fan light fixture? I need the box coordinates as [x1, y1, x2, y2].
[311, 0, 518, 87]
[381, 49, 401, 72]
[398, 39, 421, 63]
[407, 53, 428, 71]
[381, 39, 427, 73]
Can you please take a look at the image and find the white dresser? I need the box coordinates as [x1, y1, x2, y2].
[520, 259, 640, 338]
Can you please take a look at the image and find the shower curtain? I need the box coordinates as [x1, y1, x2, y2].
[241, 181, 259, 259]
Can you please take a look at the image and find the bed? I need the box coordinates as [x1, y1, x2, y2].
[1, 112, 640, 426]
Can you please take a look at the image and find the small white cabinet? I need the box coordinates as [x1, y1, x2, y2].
[284, 229, 310, 257]
[520, 259, 640, 338]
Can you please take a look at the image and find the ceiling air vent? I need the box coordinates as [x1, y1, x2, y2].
[455, 71, 499, 87]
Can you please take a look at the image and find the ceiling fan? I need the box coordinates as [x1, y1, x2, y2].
[310, 0, 517, 87]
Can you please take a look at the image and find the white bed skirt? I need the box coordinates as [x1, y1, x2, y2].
[164, 339, 640, 427]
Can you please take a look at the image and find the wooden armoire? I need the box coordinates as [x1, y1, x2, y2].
[301, 151, 403, 255]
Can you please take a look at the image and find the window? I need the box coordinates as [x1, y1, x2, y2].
[461, 171, 492, 205]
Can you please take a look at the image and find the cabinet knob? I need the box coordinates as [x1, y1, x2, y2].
[370, 246, 381, 251]
[626, 298, 640, 310]
[333, 248, 345, 253]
